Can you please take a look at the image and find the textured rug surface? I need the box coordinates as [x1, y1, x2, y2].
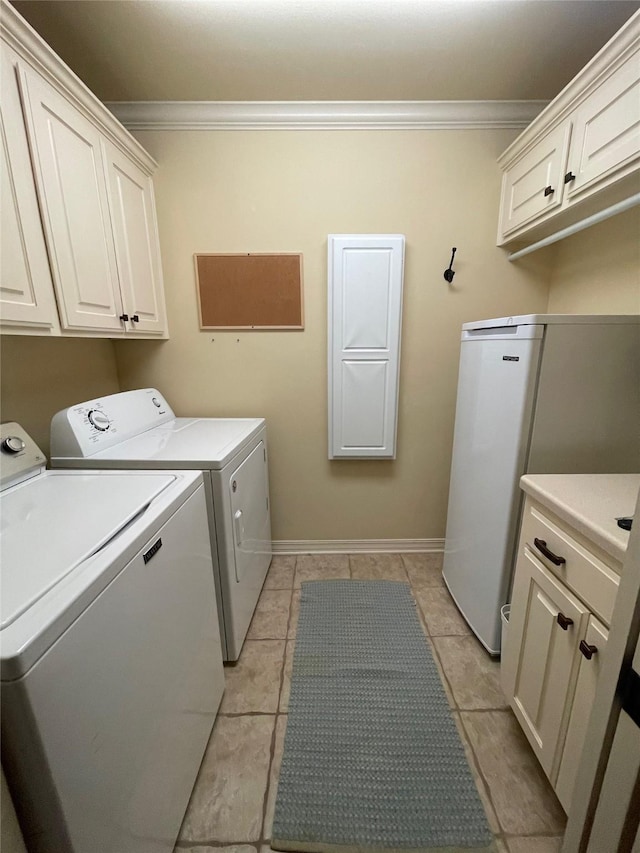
[272, 580, 495, 853]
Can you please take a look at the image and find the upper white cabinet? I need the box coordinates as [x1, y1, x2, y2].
[497, 11, 640, 246]
[103, 141, 166, 336]
[18, 63, 124, 333]
[0, 1, 167, 338]
[328, 235, 405, 459]
[0, 45, 59, 333]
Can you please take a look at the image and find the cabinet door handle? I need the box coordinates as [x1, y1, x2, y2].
[579, 640, 598, 660]
[557, 612, 574, 630]
[131, 314, 140, 322]
[578, 640, 598, 660]
[119, 314, 129, 322]
[564, 171, 576, 183]
[544, 185, 555, 197]
[534, 538, 566, 566]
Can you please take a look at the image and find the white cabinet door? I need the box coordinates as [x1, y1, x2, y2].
[555, 615, 608, 810]
[566, 49, 640, 202]
[103, 140, 167, 336]
[328, 234, 404, 459]
[498, 121, 571, 240]
[17, 63, 124, 333]
[505, 547, 588, 776]
[0, 46, 58, 332]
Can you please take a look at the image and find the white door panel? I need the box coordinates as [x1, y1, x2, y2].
[341, 360, 387, 449]
[328, 234, 404, 459]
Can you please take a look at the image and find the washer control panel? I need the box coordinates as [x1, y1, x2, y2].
[0, 423, 46, 490]
[50, 389, 175, 459]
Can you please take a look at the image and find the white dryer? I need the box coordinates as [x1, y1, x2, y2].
[51, 388, 272, 661]
[0, 423, 224, 853]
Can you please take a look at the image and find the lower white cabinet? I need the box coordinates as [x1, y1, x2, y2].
[506, 548, 588, 779]
[502, 495, 621, 812]
[555, 615, 608, 810]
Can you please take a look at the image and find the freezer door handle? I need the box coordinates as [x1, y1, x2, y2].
[534, 538, 566, 566]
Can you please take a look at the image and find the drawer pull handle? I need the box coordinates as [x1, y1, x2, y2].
[544, 185, 555, 197]
[579, 640, 598, 660]
[534, 538, 566, 566]
[564, 171, 576, 183]
[557, 612, 574, 630]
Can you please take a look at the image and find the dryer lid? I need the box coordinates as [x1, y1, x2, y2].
[81, 418, 265, 470]
[0, 471, 174, 630]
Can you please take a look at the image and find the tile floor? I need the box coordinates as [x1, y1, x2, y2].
[174, 553, 566, 853]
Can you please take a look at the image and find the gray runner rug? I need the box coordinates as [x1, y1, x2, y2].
[272, 580, 495, 853]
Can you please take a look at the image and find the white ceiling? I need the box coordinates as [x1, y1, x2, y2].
[11, 0, 640, 102]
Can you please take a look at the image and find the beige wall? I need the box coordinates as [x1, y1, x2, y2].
[114, 129, 551, 542]
[546, 206, 640, 314]
[0, 336, 120, 456]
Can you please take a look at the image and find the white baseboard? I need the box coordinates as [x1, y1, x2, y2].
[272, 539, 444, 555]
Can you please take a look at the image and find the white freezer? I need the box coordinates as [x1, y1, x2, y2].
[443, 314, 640, 654]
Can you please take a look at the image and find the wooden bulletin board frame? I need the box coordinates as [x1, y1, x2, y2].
[195, 253, 304, 330]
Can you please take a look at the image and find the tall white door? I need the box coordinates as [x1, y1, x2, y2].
[442, 325, 543, 653]
[17, 63, 124, 332]
[328, 234, 404, 459]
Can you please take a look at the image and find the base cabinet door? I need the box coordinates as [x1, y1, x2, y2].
[103, 140, 167, 336]
[0, 46, 58, 332]
[17, 63, 124, 333]
[506, 547, 589, 777]
[554, 615, 609, 811]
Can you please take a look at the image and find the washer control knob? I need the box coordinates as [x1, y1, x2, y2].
[2, 436, 25, 454]
[151, 397, 161, 408]
[88, 410, 110, 431]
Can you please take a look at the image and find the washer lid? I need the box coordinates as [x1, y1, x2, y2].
[84, 418, 265, 470]
[0, 471, 174, 630]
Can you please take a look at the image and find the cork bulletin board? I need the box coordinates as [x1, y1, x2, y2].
[195, 253, 304, 330]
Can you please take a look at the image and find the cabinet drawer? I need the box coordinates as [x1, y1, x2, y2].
[520, 501, 619, 626]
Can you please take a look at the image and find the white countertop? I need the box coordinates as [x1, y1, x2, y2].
[520, 474, 640, 564]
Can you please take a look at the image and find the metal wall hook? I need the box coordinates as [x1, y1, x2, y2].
[444, 247, 457, 283]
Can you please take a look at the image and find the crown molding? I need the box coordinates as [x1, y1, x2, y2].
[105, 100, 548, 132]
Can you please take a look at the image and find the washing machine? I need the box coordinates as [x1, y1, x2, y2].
[50, 388, 272, 661]
[0, 422, 224, 853]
